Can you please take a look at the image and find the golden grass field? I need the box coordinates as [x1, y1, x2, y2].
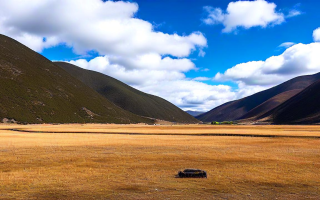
[0, 124, 320, 199]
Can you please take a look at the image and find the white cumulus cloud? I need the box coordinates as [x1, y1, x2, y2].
[203, 0, 299, 33]
[0, 0, 207, 56]
[69, 56, 187, 86]
[138, 80, 236, 111]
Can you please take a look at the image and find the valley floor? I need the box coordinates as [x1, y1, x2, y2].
[0, 124, 319, 199]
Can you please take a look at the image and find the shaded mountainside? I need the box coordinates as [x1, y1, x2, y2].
[263, 79, 320, 124]
[0, 34, 153, 124]
[240, 89, 302, 120]
[185, 110, 204, 117]
[55, 62, 199, 124]
[197, 72, 320, 122]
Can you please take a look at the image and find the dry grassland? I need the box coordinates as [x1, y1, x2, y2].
[0, 124, 320, 199]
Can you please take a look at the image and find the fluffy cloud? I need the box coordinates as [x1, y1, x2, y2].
[69, 56, 187, 86]
[203, 0, 298, 32]
[0, 0, 206, 56]
[313, 28, 320, 42]
[108, 53, 195, 72]
[215, 42, 320, 90]
[69, 56, 236, 111]
[138, 80, 236, 111]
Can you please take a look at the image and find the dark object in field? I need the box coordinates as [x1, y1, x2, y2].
[177, 169, 207, 178]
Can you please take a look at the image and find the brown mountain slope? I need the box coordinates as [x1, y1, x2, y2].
[240, 89, 302, 120]
[197, 72, 320, 122]
[55, 62, 199, 124]
[261, 79, 320, 124]
[0, 34, 153, 124]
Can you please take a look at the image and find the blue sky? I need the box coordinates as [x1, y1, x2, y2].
[43, 0, 318, 72]
[1, 0, 320, 111]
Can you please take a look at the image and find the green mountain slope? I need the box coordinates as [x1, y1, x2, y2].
[55, 62, 199, 124]
[0, 34, 153, 124]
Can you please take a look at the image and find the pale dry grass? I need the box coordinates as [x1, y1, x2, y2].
[0, 124, 320, 199]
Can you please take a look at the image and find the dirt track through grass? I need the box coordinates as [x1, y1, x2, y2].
[1, 124, 320, 199]
[3, 127, 320, 139]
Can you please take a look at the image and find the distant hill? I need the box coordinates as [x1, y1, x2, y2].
[185, 110, 204, 117]
[55, 62, 199, 124]
[0, 34, 153, 124]
[262, 79, 320, 124]
[197, 72, 320, 122]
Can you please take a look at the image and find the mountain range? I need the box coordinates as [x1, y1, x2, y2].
[197, 72, 320, 124]
[0, 34, 198, 124]
[2, 33, 320, 125]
